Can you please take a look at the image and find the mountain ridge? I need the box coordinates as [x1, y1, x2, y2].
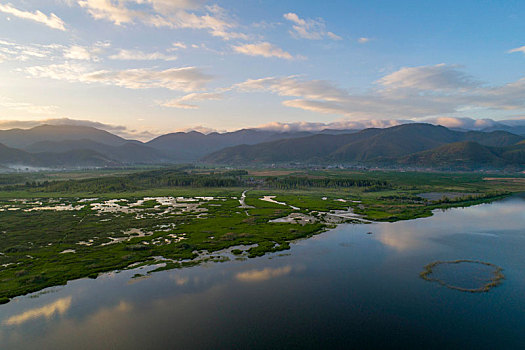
[0, 123, 524, 171]
[202, 123, 525, 170]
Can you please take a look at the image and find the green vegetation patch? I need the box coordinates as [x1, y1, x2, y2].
[420, 260, 504, 293]
[0, 167, 521, 303]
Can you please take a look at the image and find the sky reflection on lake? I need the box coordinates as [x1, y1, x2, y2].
[1, 195, 524, 349]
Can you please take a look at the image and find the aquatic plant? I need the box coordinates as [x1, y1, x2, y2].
[420, 259, 504, 293]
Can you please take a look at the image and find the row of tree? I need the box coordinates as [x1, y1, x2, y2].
[5, 169, 388, 193]
[263, 176, 389, 189]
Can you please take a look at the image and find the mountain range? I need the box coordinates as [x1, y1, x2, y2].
[0, 122, 523, 171]
[202, 124, 525, 170]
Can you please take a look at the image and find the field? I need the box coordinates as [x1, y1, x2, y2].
[0, 167, 523, 303]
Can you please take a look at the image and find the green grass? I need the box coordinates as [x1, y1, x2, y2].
[0, 167, 522, 302]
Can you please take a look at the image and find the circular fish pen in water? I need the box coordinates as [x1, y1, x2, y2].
[420, 260, 504, 293]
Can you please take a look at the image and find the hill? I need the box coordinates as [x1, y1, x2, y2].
[0, 125, 128, 149]
[0, 143, 118, 169]
[482, 123, 525, 137]
[25, 139, 167, 164]
[400, 141, 525, 170]
[146, 129, 356, 161]
[202, 123, 524, 166]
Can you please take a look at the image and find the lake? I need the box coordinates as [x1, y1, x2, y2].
[1, 194, 524, 349]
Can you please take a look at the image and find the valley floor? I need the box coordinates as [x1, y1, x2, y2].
[0, 168, 523, 303]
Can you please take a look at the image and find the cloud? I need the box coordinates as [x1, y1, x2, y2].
[0, 3, 66, 31]
[181, 125, 223, 134]
[25, 63, 213, 92]
[0, 117, 125, 131]
[171, 42, 187, 50]
[78, 0, 136, 25]
[0, 40, 110, 63]
[508, 45, 525, 54]
[232, 42, 297, 60]
[77, 0, 247, 40]
[0, 96, 58, 115]
[358, 37, 370, 44]
[236, 76, 348, 101]
[256, 119, 410, 132]
[4, 297, 72, 326]
[283, 12, 341, 40]
[109, 49, 178, 61]
[252, 116, 525, 133]
[0, 117, 156, 140]
[234, 64, 525, 119]
[0, 40, 57, 62]
[161, 92, 223, 109]
[63, 45, 94, 60]
[377, 64, 480, 91]
[236, 266, 292, 282]
[421, 116, 523, 130]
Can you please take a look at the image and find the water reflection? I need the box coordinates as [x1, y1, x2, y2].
[372, 196, 525, 252]
[171, 275, 189, 286]
[236, 266, 292, 282]
[0, 195, 524, 348]
[4, 296, 72, 326]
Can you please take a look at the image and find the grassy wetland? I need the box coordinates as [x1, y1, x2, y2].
[0, 167, 523, 303]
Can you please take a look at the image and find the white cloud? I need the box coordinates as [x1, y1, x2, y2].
[283, 12, 341, 40]
[0, 40, 109, 63]
[0, 117, 122, 131]
[0, 96, 58, 115]
[0, 39, 56, 62]
[161, 91, 223, 109]
[358, 37, 370, 44]
[143, 0, 207, 12]
[235, 64, 525, 119]
[256, 119, 409, 132]
[25, 63, 213, 91]
[236, 76, 348, 101]
[377, 64, 479, 91]
[424, 116, 498, 129]
[181, 125, 222, 134]
[77, 0, 247, 40]
[256, 116, 525, 133]
[508, 45, 525, 54]
[78, 0, 136, 25]
[232, 42, 297, 60]
[0, 3, 66, 31]
[109, 49, 177, 61]
[171, 41, 187, 50]
[64, 45, 94, 60]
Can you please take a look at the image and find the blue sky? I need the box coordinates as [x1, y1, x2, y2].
[0, 0, 523, 139]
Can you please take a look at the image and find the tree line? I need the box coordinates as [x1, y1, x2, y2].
[3, 169, 389, 193]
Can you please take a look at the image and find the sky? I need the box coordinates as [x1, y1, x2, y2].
[0, 0, 524, 140]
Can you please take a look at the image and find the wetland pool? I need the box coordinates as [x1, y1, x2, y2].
[1, 194, 524, 349]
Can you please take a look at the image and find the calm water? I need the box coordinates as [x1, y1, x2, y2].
[1, 195, 525, 349]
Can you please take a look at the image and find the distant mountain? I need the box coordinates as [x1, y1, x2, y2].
[0, 143, 118, 169]
[146, 129, 357, 161]
[400, 141, 525, 170]
[25, 139, 167, 164]
[1, 122, 523, 171]
[481, 123, 525, 137]
[202, 123, 525, 169]
[462, 130, 524, 147]
[0, 143, 34, 164]
[0, 125, 128, 149]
